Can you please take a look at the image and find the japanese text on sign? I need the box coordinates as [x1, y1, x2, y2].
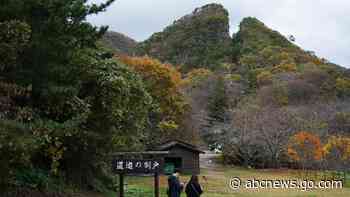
[112, 159, 162, 174]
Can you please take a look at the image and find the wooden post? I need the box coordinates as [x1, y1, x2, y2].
[119, 174, 124, 197]
[154, 172, 160, 197]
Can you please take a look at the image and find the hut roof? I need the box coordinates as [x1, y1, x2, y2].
[153, 140, 205, 154]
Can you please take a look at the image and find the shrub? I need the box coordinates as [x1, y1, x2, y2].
[0, 20, 31, 72]
[286, 80, 317, 104]
[272, 62, 297, 73]
[302, 68, 332, 87]
[272, 82, 289, 106]
[336, 77, 350, 98]
[329, 112, 350, 135]
[256, 71, 273, 87]
[14, 169, 50, 190]
[183, 68, 213, 87]
[246, 68, 265, 90]
[225, 74, 242, 82]
[324, 136, 350, 161]
[0, 121, 34, 191]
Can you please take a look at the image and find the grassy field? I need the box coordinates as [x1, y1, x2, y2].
[108, 167, 350, 197]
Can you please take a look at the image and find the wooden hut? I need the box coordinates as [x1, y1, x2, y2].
[152, 140, 205, 175]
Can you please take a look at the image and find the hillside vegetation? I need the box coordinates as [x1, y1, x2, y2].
[101, 31, 137, 55]
[132, 3, 350, 171]
[136, 3, 231, 71]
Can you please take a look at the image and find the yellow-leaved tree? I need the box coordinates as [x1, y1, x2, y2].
[118, 55, 190, 146]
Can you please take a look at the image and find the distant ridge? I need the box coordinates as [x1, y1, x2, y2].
[101, 31, 137, 55]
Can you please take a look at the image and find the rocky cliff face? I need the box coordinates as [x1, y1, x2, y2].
[136, 3, 231, 72]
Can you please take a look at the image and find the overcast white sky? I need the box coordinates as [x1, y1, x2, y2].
[88, 0, 350, 68]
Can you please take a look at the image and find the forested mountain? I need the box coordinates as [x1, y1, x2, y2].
[130, 4, 350, 169]
[232, 17, 347, 76]
[136, 3, 231, 71]
[101, 31, 137, 55]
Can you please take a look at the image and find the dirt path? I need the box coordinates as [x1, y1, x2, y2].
[200, 151, 221, 169]
[199, 151, 232, 194]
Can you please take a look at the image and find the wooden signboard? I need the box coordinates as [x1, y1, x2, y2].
[112, 158, 164, 197]
[112, 159, 163, 174]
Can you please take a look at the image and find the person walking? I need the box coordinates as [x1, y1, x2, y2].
[185, 175, 203, 197]
[167, 169, 184, 197]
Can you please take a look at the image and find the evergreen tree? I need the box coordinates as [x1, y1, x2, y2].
[0, 0, 152, 192]
[208, 76, 228, 123]
[203, 76, 229, 148]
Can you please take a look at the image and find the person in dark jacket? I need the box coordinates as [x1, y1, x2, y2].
[185, 175, 203, 197]
[167, 169, 184, 197]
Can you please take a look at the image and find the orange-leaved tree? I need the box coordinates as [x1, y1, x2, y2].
[287, 131, 324, 168]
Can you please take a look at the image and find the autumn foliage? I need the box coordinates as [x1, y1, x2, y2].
[288, 131, 350, 170]
[324, 136, 350, 161]
[182, 68, 214, 87]
[287, 131, 324, 162]
[118, 55, 189, 144]
[118, 55, 185, 120]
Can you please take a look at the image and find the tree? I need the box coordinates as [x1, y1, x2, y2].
[323, 136, 350, 182]
[182, 68, 214, 87]
[118, 55, 189, 146]
[182, 69, 217, 147]
[330, 112, 350, 135]
[324, 136, 350, 166]
[336, 77, 350, 98]
[254, 108, 295, 168]
[223, 102, 296, 168]
[0, 20, 31, 73]
[0, 0, 155, 192]
[0, 0, 115, 118]
[203, 76, 230, 146]
[256, 70, 273, 87]
[207, 76, 228, 123]
[272, 62, 297, 73]
[287, 131, 324, 169]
